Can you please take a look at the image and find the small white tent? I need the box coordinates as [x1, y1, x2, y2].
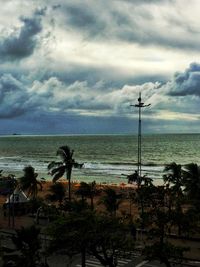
[6, 188, 29, 204]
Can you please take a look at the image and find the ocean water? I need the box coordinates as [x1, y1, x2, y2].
[0, 134, 199, 185]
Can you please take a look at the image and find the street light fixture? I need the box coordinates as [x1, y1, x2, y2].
[131, 92, 150, 183]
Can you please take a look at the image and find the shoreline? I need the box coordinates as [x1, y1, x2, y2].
[0, 180, 137, 206]
[0, 163, 165, 186]
[0, 180, 138, 231]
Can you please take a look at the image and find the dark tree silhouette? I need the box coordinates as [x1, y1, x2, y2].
[47, 211, 134, 267]
[11, 225, 42, 267]
[100, 188, 123, 217]
[163, 162, 183, 195]
[144, 186, 189, 267]
[19, 166, 42, 199]
[75, 181, 100, 210]
[46, 182, 65, 206]
[163, 162, 185, 236]
[182, 163, 200, 206]
[48, 146, 83, 202]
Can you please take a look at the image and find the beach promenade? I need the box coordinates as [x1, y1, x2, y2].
[1, 227, 200, 267]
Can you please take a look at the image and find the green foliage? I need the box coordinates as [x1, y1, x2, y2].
[11, 225, 42, 267]
[48, 146, 83, 183]
[163, 162, 200, 209]
[144, 242, 189, 267]
[182, 163, 200, 206]
[48, 145, 83, 202]
[163, 162, 184, 203]
[46, 182, 66, 205]
[75, 182, 91, 199]
[164, 162, 183, 186]
[47, 211, 134, 267]
[62, 198, 90, 213]
[100, 187, 123, 216]
[143, 183, 190, 267]
[75, 181, 100, 210]
[19, 166, 42, 199]
[46, 211, 95, 260]
[0, 174, 17, 195]
[28, 197, 44, 214]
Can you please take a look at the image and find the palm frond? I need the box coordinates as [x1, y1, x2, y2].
[52, 168, 65, 183]
[51, 165, 65, 176]
[48, 161, 63, 170]
[57, 146, 72, 161]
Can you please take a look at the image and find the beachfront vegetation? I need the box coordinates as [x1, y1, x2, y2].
[142, 183, 189, 267]
[11, 225, 42, 267]
[100, 187, 123, 217]
[47, 146, 83, 202]
[19, 166, 43, 199]
[75, 181, 100, 210]
[182, 163, 200, 209]
[46, 182, 66, 206]
[1, 159, 200, 267]
[46, 210, 134, 267]
[0, 172, 17, 195]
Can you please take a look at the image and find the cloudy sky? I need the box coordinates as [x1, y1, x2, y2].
[0, 0, 200, 134]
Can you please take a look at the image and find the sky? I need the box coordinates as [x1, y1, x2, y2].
[0, 0, 200, 134]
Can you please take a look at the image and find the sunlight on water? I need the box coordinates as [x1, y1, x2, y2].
[0, 134, 199, 185]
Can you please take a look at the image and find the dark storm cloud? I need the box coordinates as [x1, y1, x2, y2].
[55, 0, 200, 51]
[0, 61, 199, 134]
[168, 63, 200, 97]
[0, 74, 30, 118]
[63, 4, 106, 36]
[0, 72, 155, 121]
[34, 64, 167, 89]
[117, 29, 200, 51]
[0, 8, 45, 61]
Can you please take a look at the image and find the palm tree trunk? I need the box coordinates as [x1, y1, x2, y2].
[81, 195, 84, 204]
[67, 167, 72, 203]
[91, 196, 94, 210]
[129, 197, 132, 216]
[141, 199, 145, 229]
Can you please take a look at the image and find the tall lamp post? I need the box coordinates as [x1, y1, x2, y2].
[131, 93, 150, 183]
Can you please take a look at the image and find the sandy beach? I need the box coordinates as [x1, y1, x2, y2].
[0, 180, 138, 228]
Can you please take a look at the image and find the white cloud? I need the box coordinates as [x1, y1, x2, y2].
[0, 0, 200, 133]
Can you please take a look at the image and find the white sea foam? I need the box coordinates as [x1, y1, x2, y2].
[0, 159, 164, 180]
[0, 134, 199, 184]
[77, 162, 164, 180]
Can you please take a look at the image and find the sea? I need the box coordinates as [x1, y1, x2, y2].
[0, 134, 199, 185]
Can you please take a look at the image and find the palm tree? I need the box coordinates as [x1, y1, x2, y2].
[182, 163, 200, 206]
[19, 166, 42, 199]
[87, 181, 100, 210]
[163, 162, 185, 236]
[100, 188, 123, 217]
[48, 146, 83, 203]
[47, 211, 134, 267]
[75, 182, 89, 207]
[163, 162, 184, 209]
[163, 162, 183, 194]
[46, 182, 66, 206]
[75, 181, 100, 210]
[11, 225, 42, 267]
